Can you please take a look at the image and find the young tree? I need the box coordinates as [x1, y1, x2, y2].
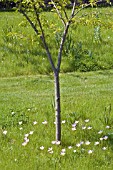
[15, 0, 95, 143]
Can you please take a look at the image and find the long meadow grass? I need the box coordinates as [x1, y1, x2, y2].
[0, 7, 113, 76]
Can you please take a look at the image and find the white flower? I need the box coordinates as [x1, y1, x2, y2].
[87, 126, 92, 130]
[80, 141, 84, 145]
[94, 141, 99, 145]
[14, 159, 17, 162]
[24, 134, 29, 137]
[42, 120, 48, 125]
[48, 147, 53, 154]
[40, 146, 44, 150]
[51, 141, 61, 145]
[88, 150, 93, 154]
[84, 119, 89, 123]
[48, 147, 53, 152]
[60, 152, 65, 156]
[11, 112, 15, 115]
[24, 137, 28, 141]
[72, 127, 76, 131]
[68, 146, 72, 149]
[19, 121, 22, 125]
[76, 143, 81, 147]
[28, 108, 30, 111]
[56, 141, 61, 145]
[98, 130, 103, 134]
[72, 123, 77, 128]
[75, 120, 79, 124]
[33, 121, 37, 125]
[85, 141, 91, 145]
[60, 148, 66, 156]
[24, 138, 29, 143]
[54, 122, 56, 125]
[61, 149, 66, 152]
[3, 130, 7, 135]
[22, 138, 29, 146]
[103, 136, 108, 140]
[106, 125, 110, 129]
[73, 150, 77, 153]
[29, 131, 34, 135]
[102, 147, 107, 150]
[49, 151, 53, 154]
[19, 127, 23, 130]
[82, 126, 86, 130]
[22, 142, 28, 146]
[62, 120, 66, 124]
[51, 141, 56, 144]
[100, 137, 104, 141]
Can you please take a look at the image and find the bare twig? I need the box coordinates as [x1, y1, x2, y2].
[57, 21, 71, 71]
[73, 0, 102, 18]
[32, 1, 56, 72]
[73, 3, 91, 17]
[70, 0, 77, 19]
[63, 8, 69, 21]
[19, 9, 39, 35]
[51, 0, 66, 27]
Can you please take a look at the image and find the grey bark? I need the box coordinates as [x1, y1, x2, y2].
[54, 72, 61, 141]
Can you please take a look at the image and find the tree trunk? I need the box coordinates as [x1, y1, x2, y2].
[54, 71, 61, 142]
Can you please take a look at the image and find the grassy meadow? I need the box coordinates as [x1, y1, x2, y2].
[0, 70, 113, 170]
[0, 6, 113, 170]
[0, 7, 113, 76]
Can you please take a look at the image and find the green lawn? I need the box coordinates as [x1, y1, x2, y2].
[0, 70, 113, 170]
[0, 5, 113, 170]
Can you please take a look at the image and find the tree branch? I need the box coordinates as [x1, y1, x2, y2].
[56, 0, 78, 71]
[63, 8, 69, 21]
[73, 3, 91, 18]
[73, 1, 102, 18]
[51, 0, 66, 27]
[56, 0, 101, 71]
[70, 0, 77, 19]
[57, 21, 70, 71]
[19, 9, 39, 35]
[32, 1, 56, 72]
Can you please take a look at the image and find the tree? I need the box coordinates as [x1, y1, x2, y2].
[15, 0, 96, 143]
[0, 0, 16, 9]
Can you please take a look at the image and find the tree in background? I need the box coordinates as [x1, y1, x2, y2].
[0, 0, 112, 10]
[14, 0, 99, 143]
[0, 0, 16, 9]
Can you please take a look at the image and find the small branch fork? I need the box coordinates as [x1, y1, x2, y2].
[18, 0, 101, 73]
[56, 0, 77, 71]
[18, 0, 103, 73]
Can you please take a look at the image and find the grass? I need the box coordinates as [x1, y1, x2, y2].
[0, 70, 113, 169]
[0, 6, 113, 170]
[0, 7, 113, 76]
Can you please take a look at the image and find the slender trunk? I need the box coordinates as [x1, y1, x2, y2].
[54, 71, 61, 142]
